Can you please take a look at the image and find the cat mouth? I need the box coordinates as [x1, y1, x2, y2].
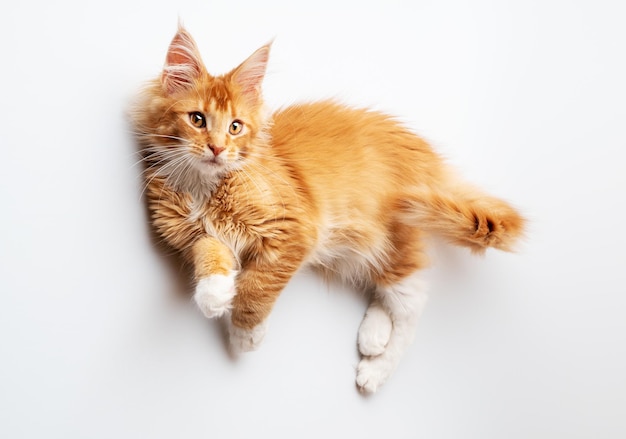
[197, 157, 232, 176]
[200, 157, 223, 166]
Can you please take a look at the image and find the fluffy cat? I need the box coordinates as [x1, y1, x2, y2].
[131, 25, 525, 393]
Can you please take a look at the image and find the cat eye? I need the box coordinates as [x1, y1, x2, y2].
[229, 120, 244, 135]
[189, 112, 206, 128]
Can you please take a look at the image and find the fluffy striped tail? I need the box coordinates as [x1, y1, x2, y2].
[398, 188, 526, 254]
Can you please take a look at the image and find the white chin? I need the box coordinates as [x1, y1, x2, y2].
[196, 158, 222, 170]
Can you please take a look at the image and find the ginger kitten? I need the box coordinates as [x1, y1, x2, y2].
[131, 25, 525, 393]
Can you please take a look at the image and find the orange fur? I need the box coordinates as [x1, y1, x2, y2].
[131, 27, 525, 333]
[192, 236, 235, 279]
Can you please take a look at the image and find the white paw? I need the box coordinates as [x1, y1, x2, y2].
[356, 357, 392, 394]
[228, 319, 269, 353]
[358, 304, 393, 357]
[193, 272, 236, 319]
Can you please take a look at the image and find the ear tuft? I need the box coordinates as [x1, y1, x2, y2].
[231, 44, 271, 105]
[162, 25, 205, 95]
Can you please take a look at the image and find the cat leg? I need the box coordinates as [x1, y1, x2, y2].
[226, 317, 270, 353]
[228, 245, 308, 353]
[358, 298, 393, 357]
[191, 236, 237, 319]
[226, 262, 286, 353]
[195, 275, 236, 318]
[356, 274, 428, 393]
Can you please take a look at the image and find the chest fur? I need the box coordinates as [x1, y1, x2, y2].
[186, 172, 294, 264]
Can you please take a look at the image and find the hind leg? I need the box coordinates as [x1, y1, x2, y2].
[356, 224, 429, 393]
[358, 298, 393, 357]
[356, 274, 428, 393]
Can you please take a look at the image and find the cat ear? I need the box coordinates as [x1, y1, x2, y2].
[231, 44, 271, 105]
[162, 26, 205, 95]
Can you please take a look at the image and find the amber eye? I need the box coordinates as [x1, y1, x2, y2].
[189, 112, 206, 128]
[229, 119, 244, 135]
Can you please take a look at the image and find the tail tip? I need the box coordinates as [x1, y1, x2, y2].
[472, 209, 526, 253]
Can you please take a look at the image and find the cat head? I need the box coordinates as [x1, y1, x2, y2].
[134, 25, 271, 193]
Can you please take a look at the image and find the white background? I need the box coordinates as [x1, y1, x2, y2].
[1, 1, 625, 438]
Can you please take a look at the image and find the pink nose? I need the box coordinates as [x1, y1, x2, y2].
[208, 144, 225, 156]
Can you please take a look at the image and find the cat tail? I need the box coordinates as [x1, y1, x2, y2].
[398, 186, 526, 254]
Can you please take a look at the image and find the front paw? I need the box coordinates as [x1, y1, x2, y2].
[193, 272, 236, 319]
[228, 319, 268, 353]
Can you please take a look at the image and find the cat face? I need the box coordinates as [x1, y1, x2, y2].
[162, 77, 260, 177]
[138, 26, 270, 189]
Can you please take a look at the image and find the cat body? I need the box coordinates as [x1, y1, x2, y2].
[132, 26, 525, 393]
